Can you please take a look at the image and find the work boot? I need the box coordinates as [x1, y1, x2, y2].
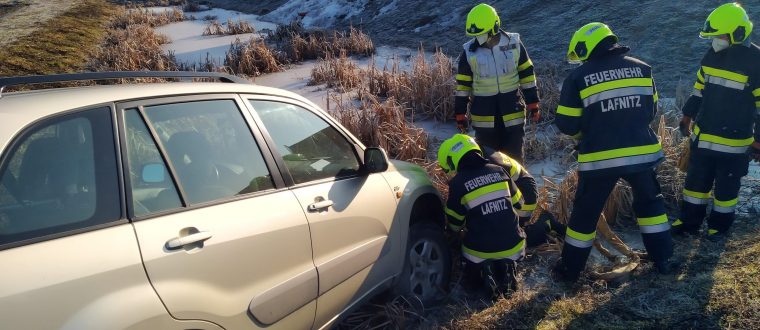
[654, 259, 681, 275]
[552, 259, 579, 283]
[670, 221, 699, 237]
[480, 261, 499, 300]
[544, 212, 566, 237]
[495, 260, 518, 294]
[705, 229, 727, 242]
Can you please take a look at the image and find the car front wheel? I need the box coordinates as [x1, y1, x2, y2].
[395, 222, 451, 305]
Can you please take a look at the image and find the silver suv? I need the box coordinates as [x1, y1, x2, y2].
[0, 72, 450, 329]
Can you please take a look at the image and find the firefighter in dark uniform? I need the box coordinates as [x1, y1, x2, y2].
[673, 3, 760, 241]
[438, 134, 525, 298]
[454, 3, 540, 164]
[553, 23, 674, 281]
[440, 134, 566, 248]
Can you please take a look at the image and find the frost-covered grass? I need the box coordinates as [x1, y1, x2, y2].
[0, 0, 115, 77]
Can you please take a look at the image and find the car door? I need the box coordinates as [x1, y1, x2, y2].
[121, 96, 318, 329]
[0, 106, 215, 330]
[246, 98, 399, 328]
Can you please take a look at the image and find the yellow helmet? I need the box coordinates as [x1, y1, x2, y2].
[465, 3, 500, 36]
[566, 22, 618, 63]
[437, 134, 482, 173]
[700, 3, 753, 44]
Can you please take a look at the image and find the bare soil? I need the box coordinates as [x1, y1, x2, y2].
[0, 0, 83, 48]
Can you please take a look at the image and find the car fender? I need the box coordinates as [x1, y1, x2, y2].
[381, 160, 444, 276]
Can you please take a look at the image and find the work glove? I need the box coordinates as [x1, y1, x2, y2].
[679, 116, 692, 137]
[455, 113, 469, 132]
[527, 103, 541, 123]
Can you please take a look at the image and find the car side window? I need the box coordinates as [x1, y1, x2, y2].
[139, 99, 274, 205]
[249, 100, 361, 184]
[124, 110, 182, 216]
[0, 108, 121, 246]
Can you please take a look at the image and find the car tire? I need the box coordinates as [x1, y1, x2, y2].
[394, 222, 452, 305]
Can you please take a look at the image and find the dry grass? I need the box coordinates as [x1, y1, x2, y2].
[223, 38, 282, 77]
[269, 21, 374, 62]
[202, 20, 224, 36]
[111, 6, 184, 29]
[309, 52, 361, 90]
[359, 48, 455, 122]
[203, 18, 254, 36]
[0, 0, 78, 49]
[0, 0, 115, 77]
[92, 23, 177, 72]
[534, 62, 563, 123]
[328, 93, 427, 163]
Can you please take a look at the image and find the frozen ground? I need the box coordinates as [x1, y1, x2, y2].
[150, 7, 277, 65]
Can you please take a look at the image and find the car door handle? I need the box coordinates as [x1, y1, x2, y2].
[165, 231, 213, 250]
[307, 200, 334, 211]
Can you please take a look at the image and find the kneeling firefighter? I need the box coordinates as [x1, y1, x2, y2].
[438, 134, 525, 298]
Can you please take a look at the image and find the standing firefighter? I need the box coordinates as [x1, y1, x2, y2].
[674, 3, 760, 240]
[438, 134, 525, 298]
[454, 3, 540, 164]
[553, 23, 674, 281]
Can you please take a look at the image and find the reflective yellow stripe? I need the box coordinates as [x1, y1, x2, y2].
[672, 219, 683, 227]
[567, 228, 596, 241]
[714, 198, 738, 207]
[461, 182, 509, 205]
[521, 203, 537, 211]
[519, 75, 536, 84]
[637, 214, 668, 226]
[653, 91, 659, 103]
[756, 101, 760, 108]
[517, 59, 533, 72]
[471, 115, 494, 122]
[700, 132, 754, 147]
[697, 69, 705, 83]
[456, 85, 472, 91]
[577, 143, 662, 163]
[694, 82, 705, 90]
[502, 112, 524, 122]
[511, 188, 523, 205]
[708, 229, 719, 235]
[683, 189, 711, 199]
[462, 239, 525, 259]
[557, 105, 583, 117]
[702, 66, 748, 83]
[448, 223, 463, 231]
[579, 78, 652, 99]
[456, 74, 473, 82]
[445, 207, 465, 221]
[754, 88, 760, 97]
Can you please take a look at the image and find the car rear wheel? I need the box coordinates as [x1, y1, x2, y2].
[395, 222, 451, 305]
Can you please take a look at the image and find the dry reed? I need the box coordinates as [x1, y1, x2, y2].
[112, 6, 184, 29]
[202, 20, 224, 36]
[328, 93, 427, 163]
[309, 51, 361, 90]
[92, 24, 177, 72]
[270, 21, 374, 62]
[224, 38, 282, 77]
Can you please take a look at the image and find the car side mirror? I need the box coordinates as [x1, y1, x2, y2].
[363, 147, 389, 173]
[142, 163, 166, 183]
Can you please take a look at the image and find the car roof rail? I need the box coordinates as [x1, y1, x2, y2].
[0, 71, 250, 92]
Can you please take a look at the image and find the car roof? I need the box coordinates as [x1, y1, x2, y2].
[0, 82, 319, 150]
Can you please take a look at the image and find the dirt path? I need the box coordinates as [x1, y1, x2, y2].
[0, 0, 83, 49]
